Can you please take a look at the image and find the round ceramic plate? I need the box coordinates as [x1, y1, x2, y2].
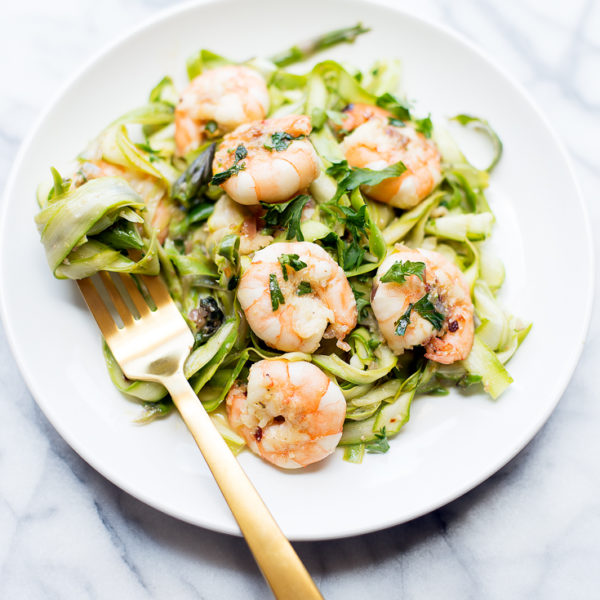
[0, 0, 593, 540]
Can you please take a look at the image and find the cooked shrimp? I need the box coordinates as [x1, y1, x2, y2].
[205, 195, 273, 256]
[212, 115, 320, 205]
[237, 241, 357, 353]
[74, 160, 173, 243]
[340, 108, 442, 209]
[226, 359, 346, 468]
[371, 245, 474, 364]
[175, 65, 269, 156]
[338, 102, 390, 132]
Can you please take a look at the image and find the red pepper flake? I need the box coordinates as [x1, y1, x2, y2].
[254, 427, 263, 442]
[448, 320, 459, 332]
[273, 415, 285, 424]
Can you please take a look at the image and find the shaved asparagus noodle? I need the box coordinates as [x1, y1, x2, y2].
[34, 24, 530, 465]
[269, 24, 370, 68]
[35, 177, 159, 279]
[451, 114, 503, 172]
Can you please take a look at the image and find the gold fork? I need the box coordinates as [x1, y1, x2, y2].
[77, 272, 323, 600]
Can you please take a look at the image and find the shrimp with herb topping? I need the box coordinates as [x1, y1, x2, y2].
[175, 65, 269, 156]
[212, 115, 320, 205]
[371, 245, 474, 363]
[237, 241, 357, 353]
[227, 359, 346, 468]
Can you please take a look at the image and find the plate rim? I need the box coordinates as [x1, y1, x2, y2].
[0, 0, 595, 540]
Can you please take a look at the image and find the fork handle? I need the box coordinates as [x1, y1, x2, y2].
[164, 374, 323, 600]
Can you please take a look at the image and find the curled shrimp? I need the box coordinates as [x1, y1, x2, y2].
[73, 160, 173, 243]
[237, 241, 357, 353]
[340, 104, 442, 209]
[212, 114, 320, 205]
[175, 65, 269, 156]
[371, 245, 474, 364]
[226, 359, 346, 468]
[205, 195, 273, 256]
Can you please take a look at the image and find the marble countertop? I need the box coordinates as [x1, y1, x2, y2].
[1, 0, 599, 598]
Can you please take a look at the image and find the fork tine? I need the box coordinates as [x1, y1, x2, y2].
[119, 273, 150, 317]
[77, 278, 118, 339]
[140, 275, 172, 307]
[99, 272, 134, 327]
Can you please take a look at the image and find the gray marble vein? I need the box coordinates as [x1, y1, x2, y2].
[1, 0, 599, 598]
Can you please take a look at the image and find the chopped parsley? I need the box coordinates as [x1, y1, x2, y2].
[205, 119, 218, 134]
[366, 427, 390, 454]
[278, 253, 307, 280]
[380, 260, 426, 284]
[210, 144, 247, 185]
[339, 204, 367, 233]
[325, 159, 407, 203]
[394, 303, 414, 336]
[269, 273, 285, 311]
[297, 281, 312, 295]
[388, 117, 405, 127]
[264, 131, 305, 152]
[340, 205, 368, 271]
[351, 286, 371, 321]
[394, 294, 445, 336]
[414, 115, 433, 139]
[413, 294, 445, 330]
[261, 194, 310, 241]
[320, 231, 344, 266]
[375, 92, 412, 121]
[343, 241, 366, 271]
[320, 203, 370, 271]
[376, 94, 433, 138]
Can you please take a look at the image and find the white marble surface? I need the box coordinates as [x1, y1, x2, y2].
[1, 0, 599, 597]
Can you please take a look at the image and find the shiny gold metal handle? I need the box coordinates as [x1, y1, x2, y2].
[165, 373, 323, 600]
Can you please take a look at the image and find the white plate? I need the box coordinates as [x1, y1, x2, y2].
[0, 0, 593, 541]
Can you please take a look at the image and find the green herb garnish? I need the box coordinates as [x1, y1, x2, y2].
[340, 205, 367, 270]
[326, 159, 407, 203]
[388, 117, 405, 127]
[264, 131, 305, 152]
[351, 287, 371, 321]
[278, 253, 307, 280]
[376, 92, 412, 121]
[380, 260, 426, 284]
[211, 144, 247, 185]
[413, 294, 445, 330]
[320, 203, 370, 271]
[394, 303, 414, 336]
[297, 281, 312, 295]
[394, 293, 445, 336]
[366, 427, 390, 454]
[343, 241, 365, 271]
[261, 194, 310, 241]
[205, 120, 218, 134]
[414, 115, 433, 138]
[269, 273, 285, 311]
